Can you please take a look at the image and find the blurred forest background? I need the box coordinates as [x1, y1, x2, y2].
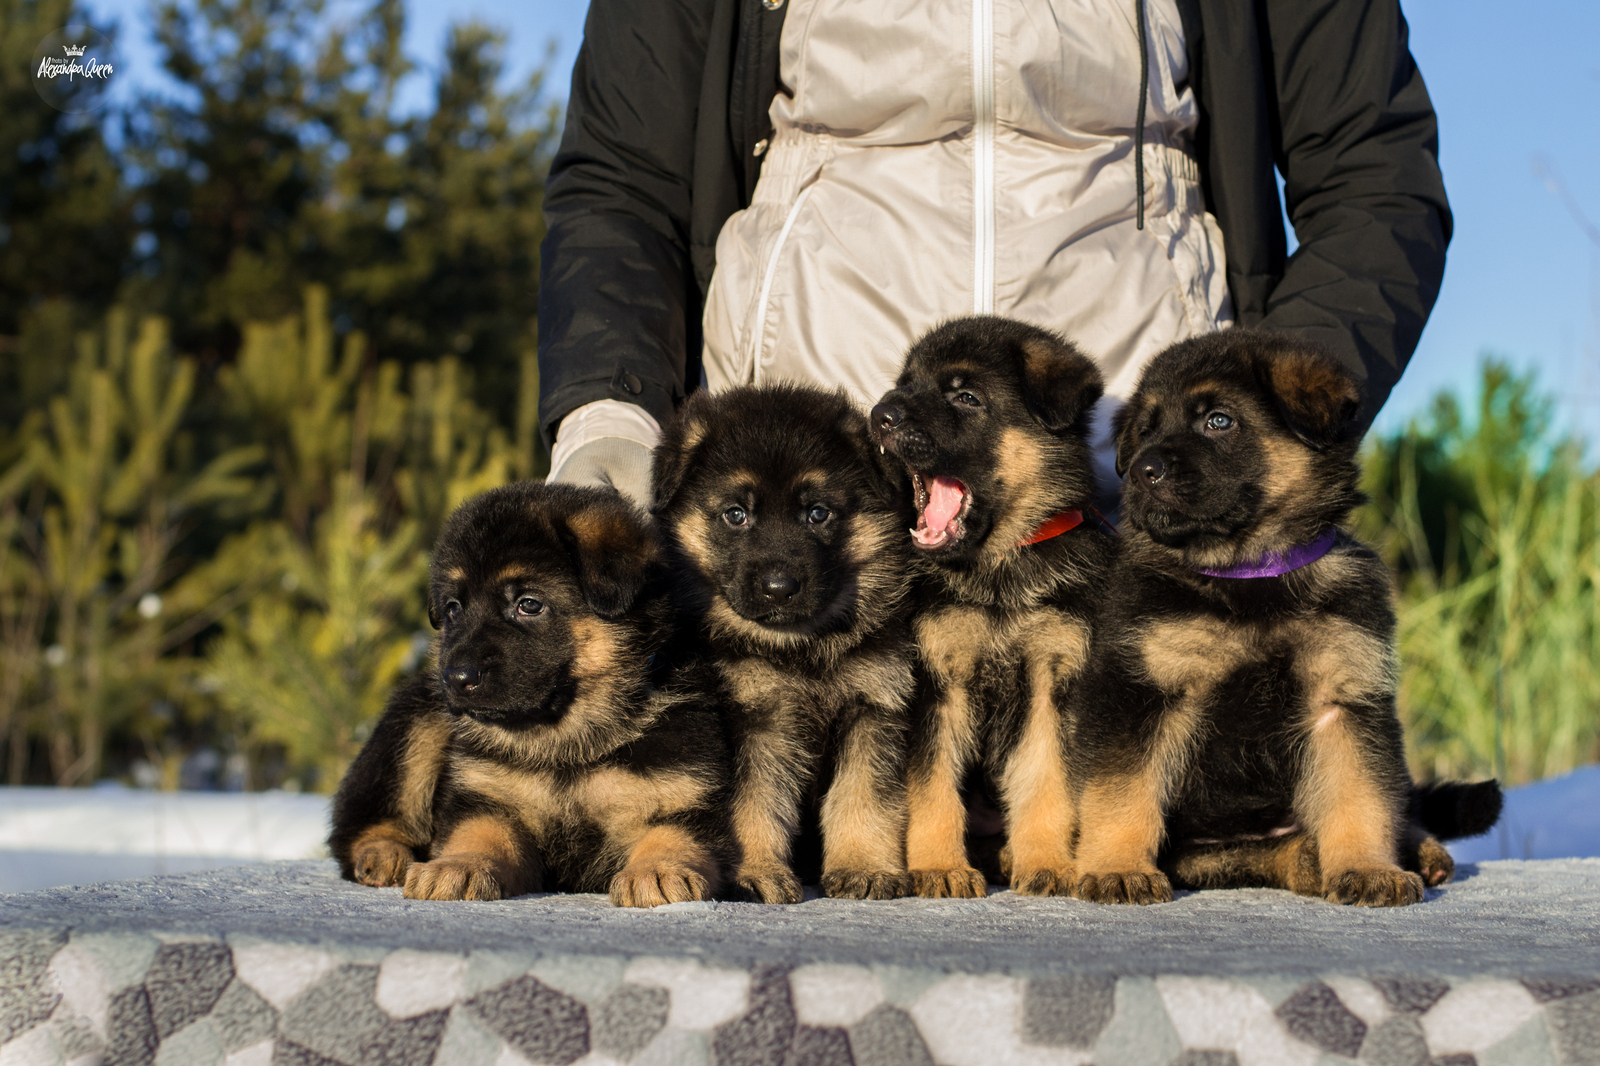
[2, 0, 1596, 793]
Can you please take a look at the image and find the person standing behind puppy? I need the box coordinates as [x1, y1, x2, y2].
[536, 0, 1449, 507]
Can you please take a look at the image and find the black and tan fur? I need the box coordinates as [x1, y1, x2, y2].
[652, 384, 915, 903]
[871, 316, 1116, 898]
[329, 482, 732, 908]
[1070, 330, 1499, 907]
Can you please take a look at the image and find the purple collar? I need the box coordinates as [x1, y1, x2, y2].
[1193, 527, 1339, 579]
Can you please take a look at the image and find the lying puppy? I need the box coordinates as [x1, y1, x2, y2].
[871, 316, 1116, 897]
[329, 482, 731, 908]
[652, 384, 915, 903]
[1071, 329, 1498, 907]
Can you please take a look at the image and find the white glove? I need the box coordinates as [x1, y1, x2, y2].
[547, 436, 655, 511]
[546, 400, 662, 512]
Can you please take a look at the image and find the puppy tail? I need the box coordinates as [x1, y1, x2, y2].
[1412, 779, 1504, 841]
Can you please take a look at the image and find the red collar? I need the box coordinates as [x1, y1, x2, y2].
[1019, 506, 1116, 547]
[1020, 509, 1085, 546]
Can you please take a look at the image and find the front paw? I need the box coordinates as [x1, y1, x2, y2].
[1011, 865, 1076, 897]
[1074, 869, 1173, 905]
[823, 869, 912, 900]
[610, 863, 712, 908]
[736, 864, 803, 904]
[352, 839, 413, 887]
[1416, 837, 1455, 887]
[1324, 865, 1425, 907]
[912, 867, 989, 899]
[403, 857, 506, 901]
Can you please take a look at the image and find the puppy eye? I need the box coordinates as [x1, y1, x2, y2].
[806, 504, 832, 526]
[443, 600, 463, 623]
[515, 596, 545, 617]
[1205, 411, 1235, 432]
[723, 506, 749, 527]
[952, 391, 982, 407]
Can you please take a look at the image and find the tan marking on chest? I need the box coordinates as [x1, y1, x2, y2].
[1017, 611, 1091, 682]
[1138, 616, 1257, 695]
[722, 657, 799, 708]
[915, 606, 1001, 683]
[832, 650, 914, 711]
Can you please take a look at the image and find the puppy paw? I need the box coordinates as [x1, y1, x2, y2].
[736, 864, 803, 905]
[610, 863, 712, 908]
[352, 839, 413, 887]
[912, 867, 989, 899]
[1073, 870, 1173, 905]
[823, 869, 913, 900]
[1416, 837, 1455, 887]
[1011, 866, 1076, 897]
[403, 857, 505, 901]
[1324, 866, 1425, 907]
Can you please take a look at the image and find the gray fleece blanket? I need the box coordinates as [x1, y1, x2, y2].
[1, 858, 1596, 1065]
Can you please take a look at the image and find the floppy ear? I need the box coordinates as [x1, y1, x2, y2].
[558, 495, 660, 619]
[650, 392, 713, 515]
[1018, 334, 1105, 433]
[1259, 346, 1362, 449]
[1112, 399, 1143, 478]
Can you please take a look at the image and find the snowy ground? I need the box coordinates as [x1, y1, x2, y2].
[0, 764, 1596, 895]
[0, 783, 330, 893]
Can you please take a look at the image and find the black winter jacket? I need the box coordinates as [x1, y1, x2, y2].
[537, 0, 1451, 443]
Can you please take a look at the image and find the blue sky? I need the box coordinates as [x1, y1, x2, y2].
[81, 0, 1600, 441]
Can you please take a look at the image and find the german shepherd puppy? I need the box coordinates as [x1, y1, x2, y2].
[652, 384, 915, 903]
[1071, 329, 1499, 907]
[329, 482, 732, 908]
[871, 316, 1116, 898]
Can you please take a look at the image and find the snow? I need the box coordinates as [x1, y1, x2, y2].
[0, 784, 330, 893]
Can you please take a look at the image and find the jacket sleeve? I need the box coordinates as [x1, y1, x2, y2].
[1257, 0, 1452, 427]
[537, 0, 715, 445]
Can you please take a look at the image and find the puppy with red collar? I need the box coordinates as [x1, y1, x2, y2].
[872, 316, 1116, 898]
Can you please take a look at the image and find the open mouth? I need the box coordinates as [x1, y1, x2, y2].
[909, 470, 971, 551]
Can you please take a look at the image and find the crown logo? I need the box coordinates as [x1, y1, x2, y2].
[63, 44, 86, 56]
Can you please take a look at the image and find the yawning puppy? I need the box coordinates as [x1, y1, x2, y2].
[1070, 329, 1498, 907]
[329, 482, 732, 907]
[871, 315, 1116, 897]
[652, 384, 916, 903]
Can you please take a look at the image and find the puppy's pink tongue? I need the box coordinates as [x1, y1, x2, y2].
[922, 476, 966, 533]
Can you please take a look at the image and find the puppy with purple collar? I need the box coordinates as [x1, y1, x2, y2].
[1069, 330, 1497, 907]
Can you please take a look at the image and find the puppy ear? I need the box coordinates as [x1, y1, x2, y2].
[650, 392, 712, 515]
[1018, 334, 1105, 433]
[1259, 347, 1362, 449]
[558, 495, 659, 619]
[1112, 399, 1143, 479]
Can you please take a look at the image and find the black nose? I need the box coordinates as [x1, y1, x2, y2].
[871, 402, 904, 433]
[1139, 454, 1167, 484]
[445, 663, 482, 695]
[760, 572, 800, 602]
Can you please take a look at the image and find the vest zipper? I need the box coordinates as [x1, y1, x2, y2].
[1135, 0, 1149, 230]
[971, 0, 995, 315]
[748, 183, 816, 381]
